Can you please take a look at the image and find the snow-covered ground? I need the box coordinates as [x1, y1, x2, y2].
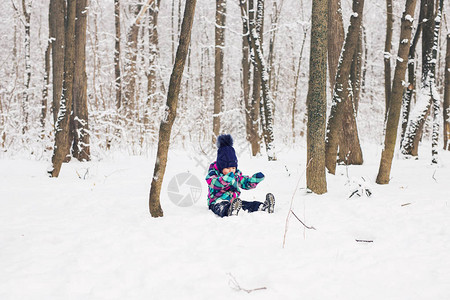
[1, 144, 450, 299]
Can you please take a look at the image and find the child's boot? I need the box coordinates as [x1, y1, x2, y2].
[228, 198, 242, 216]
[263, 193, 275, 213]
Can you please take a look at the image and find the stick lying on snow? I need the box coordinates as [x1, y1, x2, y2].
[227, 273, 267, 293]
[290, 210, 316, 230]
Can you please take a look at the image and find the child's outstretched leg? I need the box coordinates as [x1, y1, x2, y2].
[241, 193, 275, 213]
[209, 199, 242, 217]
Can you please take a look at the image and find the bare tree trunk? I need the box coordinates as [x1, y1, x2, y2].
[14, 0, 32, 134]
[149, 0, 197, 217]
[338, 29, 363, 165]
[325, 0, 364, 175]
[114, 0, 122, 109]
[49, 0, 66, 124]
[247, 0, 276, 161]
[306, 0, 328, 194]
[50, 0, 77, 178]
[292, 28, 307, 143]
[239, 0, 261, 155]
[42, 41, 51, 131]
[327, 0, 344, 98]
[401, 0, 435, 157]
[268, 0, 283, 96]
[376, 0, 417, 184]
[144, 0, 160, 131]
[213, 0, 226, 143]
[384, 0, 394, 120]
[400, 15, 422, 146]
[72, 0, 90, 161]
[444, 34, 450, 150]
[431, 0, 443, 163]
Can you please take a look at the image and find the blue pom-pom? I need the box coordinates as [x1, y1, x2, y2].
[217, 134, 233, 148]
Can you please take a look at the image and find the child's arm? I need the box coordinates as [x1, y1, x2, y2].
[238, 172, 265, 190]
[206, 169, 237, 190]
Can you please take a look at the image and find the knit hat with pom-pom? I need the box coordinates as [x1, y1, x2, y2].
[216, 134, 238, 173]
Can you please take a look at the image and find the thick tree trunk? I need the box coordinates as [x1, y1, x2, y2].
[384, 0, 393, 120]
[50, 0, 77, 178]
[149, 0, 197, 217]
[213, 0, 226, 143]
[306, 0, 327, 194]
[444, 34, 450, 150]
[327, 0, 344, 98]
[325, 0, 364, 175]
[50, 0, 66, 124]
[376, 0, 417, 184]
[401, 0, 435, 156]
[72, 0, 90, 161]
[114, 0, 122, 110]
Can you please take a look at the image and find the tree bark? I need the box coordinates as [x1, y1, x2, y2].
[400, 14, 422, 146]
[247, 0, 276, 161]
[145, 0, 160, 131]
[376, 0, 417, 184]
[114, 0, 122, 110]
[325, 0, 364, 175]
[306, 0, 327, 194]
[72, 0, 90, 161]
[42, 41, 51, 131]
[327, 0, 344, 98]
[444, 34, 450, 150]
[149, 0, 197, 217]
[213, 0, 226, 144]
[338, 29, 363, 165]
[384, 0, 394, 120]
[401, 0, 435, 156]
[49, 0, 66, 124]
[50, 0, 77, 178]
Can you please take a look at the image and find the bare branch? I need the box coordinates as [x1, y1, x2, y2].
[227, 273, 267, 294]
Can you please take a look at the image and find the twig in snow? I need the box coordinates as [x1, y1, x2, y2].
[290, 210, 316, 230]
[356, 239, 373, 243]
[283, 158, 312, 248]
[432, 170, 437, 183]
[227, 273, 267, 294]
[401, 202, 411, 207]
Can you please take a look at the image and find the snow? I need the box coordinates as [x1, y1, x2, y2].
[405, 14, 414, 22]
[1, 146, 450, 299]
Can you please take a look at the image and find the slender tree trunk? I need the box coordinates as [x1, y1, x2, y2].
[325, 0, 364, 175]
[376, 0, 417, 184]
[306, 0, 327, 194]
[444, 34, 450, 150]
[431, 0, 443, 163]
[384, 0, 394, 120]
[338, 29, 363, 165]
[50, 0, 66, 124]
[327, 0, 344, 98]
[18, 0, 32, 134]
[401, 0, 435, 157]
[114, 0, 122, 110]
[247, 0, 276, 161]
[292, 29, 307, 143]
[149, 0, 197, 217]
[50, 0, 77, 178]
[72, 0, 90, 161]
[400, 16, 422, 146]
[145, 0, 160, 131]
[42, 41, 51, 131]
[213, 0, 226, 143]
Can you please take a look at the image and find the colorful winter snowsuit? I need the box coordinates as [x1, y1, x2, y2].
[205, 161, 265, 216]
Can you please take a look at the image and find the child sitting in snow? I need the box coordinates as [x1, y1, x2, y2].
[205, 134, 275, 217]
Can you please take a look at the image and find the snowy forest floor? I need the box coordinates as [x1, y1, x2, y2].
[1, 143, 450, 299]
